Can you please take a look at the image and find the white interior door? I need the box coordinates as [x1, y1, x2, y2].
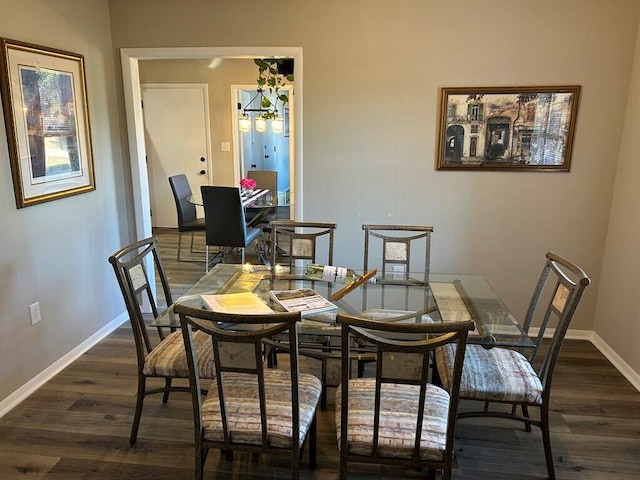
[142, 84, 212, 228]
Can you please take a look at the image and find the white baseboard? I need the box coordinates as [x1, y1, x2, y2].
[0, 311, 129, 418]
[529, 327, 640, 392]
[589, 332, 640, 392]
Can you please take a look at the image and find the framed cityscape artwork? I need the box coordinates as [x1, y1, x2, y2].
[435, 85, 581, 171]
[0, 38, 95, 208]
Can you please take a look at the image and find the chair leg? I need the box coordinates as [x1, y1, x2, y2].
[162, 377, 172, 403]
[195, 442, 205, 480]
[309, 414, 317, 469]
[130, 375, 146, 444]
[522, 404, 532, 432]
[189, 231, 196, 253]
[177, 232, 184, 261]
[321, 359, 328, 410]
[541, 406, 556, 480]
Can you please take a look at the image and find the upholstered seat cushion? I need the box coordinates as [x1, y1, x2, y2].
[181, 216, 206, 232]
[436, 344, 543, 405]
[202, 371, 322, 448]
[335, 378, 450, 461]
[143, 330, 215, 378]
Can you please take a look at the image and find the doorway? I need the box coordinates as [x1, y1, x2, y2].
[120, 47, 303, 243]
[231, 85, 293, 206]
[141, 83, 212, 227]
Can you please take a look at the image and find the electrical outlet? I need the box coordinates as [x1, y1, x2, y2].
[221, 141, 231, 152]
[29, 302, 42, 325]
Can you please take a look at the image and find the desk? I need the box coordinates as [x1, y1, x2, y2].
[152, 264, 534, 349]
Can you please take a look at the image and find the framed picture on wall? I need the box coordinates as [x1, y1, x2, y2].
[435, 85, 581, 172]
[0, 38, 95, 208]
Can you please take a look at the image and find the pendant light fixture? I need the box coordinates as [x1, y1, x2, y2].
[238, 58, 294, 134]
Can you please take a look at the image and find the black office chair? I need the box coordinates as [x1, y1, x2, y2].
[200, 185, 262, 270]
[168, 174, 206, 262]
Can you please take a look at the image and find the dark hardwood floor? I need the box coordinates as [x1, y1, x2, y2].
[1, 228, 639, 479]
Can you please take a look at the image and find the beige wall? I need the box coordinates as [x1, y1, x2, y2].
[594, 16, 640, 373]
[138, 58, 257, 185]
[0, 0, 129, 405]
[109, 1, 639, 336]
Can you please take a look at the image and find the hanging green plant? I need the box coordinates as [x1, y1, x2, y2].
[254, 58, 294, 120]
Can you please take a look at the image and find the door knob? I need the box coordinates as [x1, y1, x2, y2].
[199, 170, 206, 175]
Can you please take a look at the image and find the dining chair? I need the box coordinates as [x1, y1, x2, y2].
[168, 174, 206, 262]
[108, 236, 215, 444]
[175, 303, 321, 480]
[336, 313, 475, 480]
[269, 220, 336, 268]
[201, 185, 262, 270]
[268, 220, 337, 408]
[435, 251, 591, 480]
[362, 224, 434, 284]
[247, 170, 278, 207]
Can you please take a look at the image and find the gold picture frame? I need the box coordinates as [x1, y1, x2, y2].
[0, 38, 95, 208]
[435, 85, 580, 171]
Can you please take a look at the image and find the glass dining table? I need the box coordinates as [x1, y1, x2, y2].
[152, 263, 535, 349]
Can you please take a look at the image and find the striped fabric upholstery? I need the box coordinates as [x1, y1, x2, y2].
[436, 344, 543, 405]
[335, 378, 450, 461]
[143, 330, 215, 378]
[202, 371, 322, 448]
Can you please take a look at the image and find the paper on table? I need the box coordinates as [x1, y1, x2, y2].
[201, 292, 274, 315]
[270, 288, 337, 316]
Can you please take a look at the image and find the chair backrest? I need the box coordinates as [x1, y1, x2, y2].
[520, 251, 590, 389]
[175, 303, 302, 450]
[201, 186, 250, 248]
[248, 170, 278, 206]
[269, 220, 336, 268]
[362, 224, 433, 284]
[169, 174, 197, 230]
[338, 314, 475, 462]
[108, 237, 173, 365]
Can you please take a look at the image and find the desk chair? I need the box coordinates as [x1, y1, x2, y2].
[336, 313, 474, 480]
[436, 252, 591, 480]
[362, 224, 434, 285]
[168, 175, 206, 262]
[108, 237, 215, 444]
[175, 303, 321, 480]
[201, 186, 262, 271]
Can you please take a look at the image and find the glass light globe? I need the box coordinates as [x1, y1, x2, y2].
[255, 116, 267, 133]
[238, 114, 251, 132]
[271, 116, 284, 133]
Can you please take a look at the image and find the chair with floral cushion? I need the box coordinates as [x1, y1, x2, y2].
[175, 303, 321, 480]
[435, 251, 590, 480]
[108, 236, 215, 444]
[336, 313, 474, 480]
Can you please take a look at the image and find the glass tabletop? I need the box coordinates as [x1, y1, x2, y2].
[152, 263, 535, 349]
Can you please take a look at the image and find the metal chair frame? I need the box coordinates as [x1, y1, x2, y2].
[176, 304, 319, 480]
[338, 314, 474, 480]
[437, 251, 591, 480]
